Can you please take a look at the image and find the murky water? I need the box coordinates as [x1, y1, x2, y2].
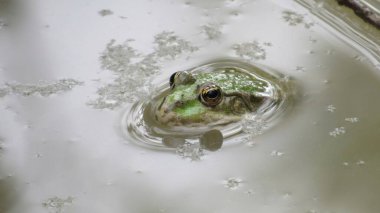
[0, 0, 380, 212]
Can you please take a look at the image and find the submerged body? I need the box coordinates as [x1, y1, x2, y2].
[154, 67, 274, 127]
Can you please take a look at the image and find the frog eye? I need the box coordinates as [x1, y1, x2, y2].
[169, 72, 178, 89]
[198, 83, 223, 107]
[169, 71, 196, 89]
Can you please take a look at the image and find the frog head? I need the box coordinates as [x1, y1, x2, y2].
[154, 68, 269, 127]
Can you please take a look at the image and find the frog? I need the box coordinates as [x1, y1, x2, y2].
[153, 66, 274, 127]
[124, 60, 290, 150]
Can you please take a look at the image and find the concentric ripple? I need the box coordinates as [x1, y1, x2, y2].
[121, 59, 295, 150]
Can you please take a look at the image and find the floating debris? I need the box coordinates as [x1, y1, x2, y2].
[353, 55, 366, 62]
[345, 117, 359, 123]
[98, 9, 114, 17]
[356, 160, 365, 165]
[201, 23, 223, 40]
[296, 66, 306, 72]
[232, 41, 267, 61]
[308, 37, 318, 43]
[99, 39, 140, 72]
[241, 116, 268, 146]
[176, 142, 204, 161]
[90, 32, 198, 109]
[326, 105, 336, 112]
[263, 42, 273, 47]
[282, 11, 304, 26]
[270, 150, 284, 157]
[0, 18, 7, 30]
[245, 189, 255, 196]
[88, 72, 156, 109]
[0, 87, 9, 98]
[329, 127, 346, 137]
[230, 10, 241, 17]
[282, 10, 314, 28]
[0, 137, 4, 154]
[242, 114, 267, 137]
[154, 31, 198, 59]
[42, 196, 74, 213]
[342, 160, 366, 166]
[282, 192, 292, 199]
[223, 177, 242, 190]
[0, 79, 83, 98]
[326, 49, 335, 55]
[8, 79, 83, 97]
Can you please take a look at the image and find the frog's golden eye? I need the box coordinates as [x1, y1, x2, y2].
[198, 83, 223, 107]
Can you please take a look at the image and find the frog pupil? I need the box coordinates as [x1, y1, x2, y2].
[206, 90, 219, 99]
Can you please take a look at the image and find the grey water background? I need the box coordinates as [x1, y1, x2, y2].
[0, 0, 380, 212]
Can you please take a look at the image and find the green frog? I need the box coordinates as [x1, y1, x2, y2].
[124, 60, 290, 150]
[154, 65, 276, 127]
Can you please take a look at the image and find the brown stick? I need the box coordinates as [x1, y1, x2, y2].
[337, 0, 380, 29]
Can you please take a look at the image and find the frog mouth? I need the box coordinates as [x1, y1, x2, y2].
[156, 96, 167, 111]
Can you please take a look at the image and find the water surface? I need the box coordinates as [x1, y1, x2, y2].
[0, 0, 380, 212]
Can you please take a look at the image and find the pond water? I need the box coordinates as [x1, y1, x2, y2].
[0, 0, 379, 212]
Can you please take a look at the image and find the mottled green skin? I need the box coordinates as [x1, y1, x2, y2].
[155, 68, 268, 126]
